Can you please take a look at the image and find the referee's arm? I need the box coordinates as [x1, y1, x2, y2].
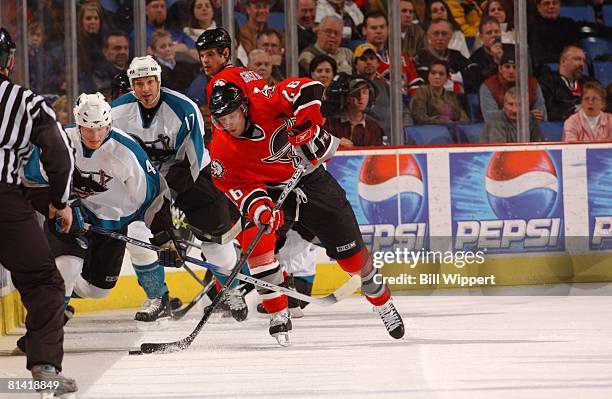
[29, 101, 75, 209]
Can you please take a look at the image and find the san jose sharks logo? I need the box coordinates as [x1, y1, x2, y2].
[73, 166, 113, 198]
[210, 159, 226, 179]
[261, 120, 301, 167]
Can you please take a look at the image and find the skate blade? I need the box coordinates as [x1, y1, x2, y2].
[135, 317, 170, 331]
[272, 332, 291, 347]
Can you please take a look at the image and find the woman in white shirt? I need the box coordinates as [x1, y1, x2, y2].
[472, 0, 516, 52]
[183, 0, 217, 43]
[424, 0, 470, 58]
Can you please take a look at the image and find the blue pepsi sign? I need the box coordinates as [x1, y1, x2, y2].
[450, 150, 564, 253]
[587, 148, 612, 250]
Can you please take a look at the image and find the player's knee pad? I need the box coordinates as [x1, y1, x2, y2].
[200, 241, 239, 288]
[73, 275, 111, 299]
[55, 255, 84, 296]
[133, 262, 167, 299]
[127, 222, 158, 265]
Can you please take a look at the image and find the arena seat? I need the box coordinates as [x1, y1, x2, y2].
[560, 6, 595, 22]
[268, 13, 285, 31]
[539, 121, 564, 142]
[466, 93, 483, 122]
[580, 37, 612, 62]
[593, 61, 612, 86]
[235, 12, 247, 27]
[604, 5, 612, 25]
[454, 123, 484, 144]
[404, 125, 454, 145]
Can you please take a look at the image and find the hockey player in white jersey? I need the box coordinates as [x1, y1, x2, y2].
[111, 56, 248, 322]
[21, 93, 183, 340]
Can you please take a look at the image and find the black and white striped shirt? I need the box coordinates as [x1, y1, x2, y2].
[0, 74, 74, 208]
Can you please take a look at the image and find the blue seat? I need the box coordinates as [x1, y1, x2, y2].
[268, 12, 285, 31]
[604, 5, 612, 26]
[235, 12, 247, 27]
[560, 6, 594, 22]
[593, 61, 612, 86]
[454, 123, 484, 144]
[347, 39, 365, 51]
[547, 63, 560, 72]
[580, 37, 612, 61]
[404, 125, 454, 145]
[466, 93, 483, 122]
[539, 121, 564, 142]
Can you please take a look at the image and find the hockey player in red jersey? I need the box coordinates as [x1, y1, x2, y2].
[207, 77, 405, 346]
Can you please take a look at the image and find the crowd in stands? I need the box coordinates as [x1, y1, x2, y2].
[6, 0, 612, 146]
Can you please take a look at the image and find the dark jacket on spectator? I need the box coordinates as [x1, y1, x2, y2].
[414, 48, 480, 93]
[93, 60, 126, 95]
[469, 43, 514, 89]
[539, 73, 588, 121]
[324, 115, 384, 147]
[156, 57, 201, 94]
[298, 25, 316, 53]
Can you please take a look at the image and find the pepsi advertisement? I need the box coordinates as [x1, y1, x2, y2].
[450, 150, 565, 253]
[327, 153, 429, 253]
[587, 148, 612, 250]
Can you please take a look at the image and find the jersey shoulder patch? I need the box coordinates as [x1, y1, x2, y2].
[210, 159, 226, 179]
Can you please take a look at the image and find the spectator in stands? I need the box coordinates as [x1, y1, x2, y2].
[472, 0, 515, 51]
[138, 0, 196, 54]
[469, 16, 514, 89]
[480, 47, 547, 123]
[528, 0, 612, 77]
[78, 2, 107, 93]
[410, 60, 469, 125]
[297, 0, 317, 53]
[424, 0, 469, 58]
[400, 0, 425, 57]
[414, 19, 479, 93]
[353, 43, 391, 136]
[299, 16, 353, 75]
[315, 0, 364, 41]
[52, 95, 70, 126]
[309, 54, 338, 89]
[563, 81, 612, 142]
[150, 30, 200, 93]
[539, 45, 589, 121]
[28, 22, 63, 95]
[183, 0, 217, 43]
[323, 77, 385, 147]
[256, 28, 286, 82]
[447, 0, 487, 38]
[240, 0, 271, 55]
[93, 30, 130, 96]
[362, 11, 423, 97]
[481, 87, 543, 143]
[248, 49, 276, 85]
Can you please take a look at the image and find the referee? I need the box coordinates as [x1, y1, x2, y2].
[0, 28, 78, 395]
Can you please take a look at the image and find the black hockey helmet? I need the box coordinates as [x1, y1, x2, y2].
[209, 81, 246, 120]
[0, 27, 16, 69]
[196, 28, 232, 57]
[110, 71, 130, 100]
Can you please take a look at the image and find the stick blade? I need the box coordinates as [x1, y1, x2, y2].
[138, 340, 191, 354]
[318, 274, 361, 306]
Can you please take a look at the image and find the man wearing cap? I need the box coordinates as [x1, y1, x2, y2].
[299, 15, 353, 75]
[353, 42, 391, 137]
[480, 45, 547, 122]
[469, 17, 514, 90]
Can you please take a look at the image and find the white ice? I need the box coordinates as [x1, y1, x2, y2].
[2, 286, 612, 399]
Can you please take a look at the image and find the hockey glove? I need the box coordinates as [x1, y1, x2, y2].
[248, 198, 284, 234]
[287, 121, 338, 166]
[151, 230, 187, 268]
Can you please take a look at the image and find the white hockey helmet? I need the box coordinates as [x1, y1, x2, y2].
[73, 92, 112, 128]
[127, 55, 162, 88]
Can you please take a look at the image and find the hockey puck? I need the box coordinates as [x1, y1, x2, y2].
[128, 350, 143, 355]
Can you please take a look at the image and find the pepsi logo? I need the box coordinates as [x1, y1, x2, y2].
[485, 150, 558, 220]
[358, 154, 424, 224]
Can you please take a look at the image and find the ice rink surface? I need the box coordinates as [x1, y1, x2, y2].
[2, 289, 612, 399]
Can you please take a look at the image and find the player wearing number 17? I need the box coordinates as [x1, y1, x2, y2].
[208, 78, 405, 343]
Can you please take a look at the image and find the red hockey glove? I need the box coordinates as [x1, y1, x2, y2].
[248, 198, 284, 234]
[287, 121, 336, 165]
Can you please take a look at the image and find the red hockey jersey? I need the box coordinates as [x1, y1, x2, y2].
[208, 77, 326, 215]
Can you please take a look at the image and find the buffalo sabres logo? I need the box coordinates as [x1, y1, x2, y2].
[210, 159, 226, 178]
[73, 166, 113, 198]
[261, 120, 301, 167]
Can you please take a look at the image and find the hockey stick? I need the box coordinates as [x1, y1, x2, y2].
[132, 161, 309, 354]
[84, 224, 359, 307]
[171, 279, 215, 320]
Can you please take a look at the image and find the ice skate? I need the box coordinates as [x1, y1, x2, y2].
[134, 292, 172, 328]
[373, 300, 405, 339]
[222, 287, 248, 322]
[31, 364, 78, 399]
[269, 308, 292, 347]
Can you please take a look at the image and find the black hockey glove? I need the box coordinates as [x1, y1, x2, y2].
[151, 230, 187, 268]
[287, 121, 338, 166]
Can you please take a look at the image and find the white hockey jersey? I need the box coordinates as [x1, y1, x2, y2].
[22, 126, 170, 231]
[110, 87, 209, 186]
